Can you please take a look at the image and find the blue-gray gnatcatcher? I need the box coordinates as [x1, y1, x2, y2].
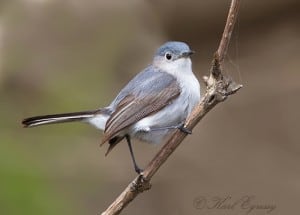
[22, 41, 201, 173]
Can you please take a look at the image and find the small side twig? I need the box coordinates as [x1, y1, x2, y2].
[101, 0, 242, 214]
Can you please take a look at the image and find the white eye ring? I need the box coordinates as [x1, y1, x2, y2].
[165, 52, 172, 60]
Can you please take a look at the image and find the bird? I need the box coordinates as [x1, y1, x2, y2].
[22, 41, 201, 174]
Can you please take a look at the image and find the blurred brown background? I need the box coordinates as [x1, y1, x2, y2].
[1, 0, 299, 215]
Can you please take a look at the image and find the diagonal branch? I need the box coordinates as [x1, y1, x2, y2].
[101, 0, 242, 214]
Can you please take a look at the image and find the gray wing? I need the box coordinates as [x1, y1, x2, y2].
[102, 66, 181, 144]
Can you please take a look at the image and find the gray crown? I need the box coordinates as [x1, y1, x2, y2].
[155, 41, 191, 57]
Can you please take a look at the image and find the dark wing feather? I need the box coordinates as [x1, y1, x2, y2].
[101, 70, 180, 144]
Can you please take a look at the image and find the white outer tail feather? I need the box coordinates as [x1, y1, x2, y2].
[22, 110, 106, 129]
[25, 115, 94, 127]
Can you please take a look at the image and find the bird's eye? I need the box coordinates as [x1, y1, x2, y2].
[165, 52, 172, 60]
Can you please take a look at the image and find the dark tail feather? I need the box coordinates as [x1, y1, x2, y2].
[22, 110, 100, 128]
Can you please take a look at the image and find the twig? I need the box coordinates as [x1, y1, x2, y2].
[101, 0, 242, 214]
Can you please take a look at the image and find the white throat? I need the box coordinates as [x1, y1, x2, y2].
[156, 58, 192, 77]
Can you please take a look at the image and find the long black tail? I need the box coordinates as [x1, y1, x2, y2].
[22, 110, 99, 128]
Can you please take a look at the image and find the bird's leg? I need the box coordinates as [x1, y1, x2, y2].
[177, 123, 192, 134]
[125, 135, 143, 174]
[150, 122, 192, 134]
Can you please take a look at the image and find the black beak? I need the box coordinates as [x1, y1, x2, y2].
[181, 50, 195, 58]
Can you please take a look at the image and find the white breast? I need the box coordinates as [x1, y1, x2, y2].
[161, 57, 200, 114]
[132, 58, 200, 144]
